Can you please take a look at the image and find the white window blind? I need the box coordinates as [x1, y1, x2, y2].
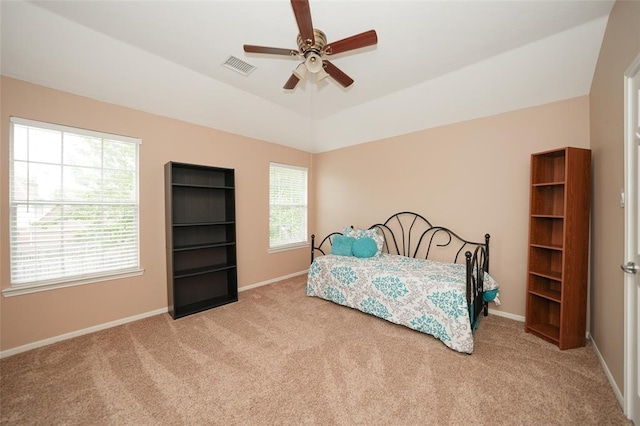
[269, 162, 308, 250]
[8, 117, 141, 292]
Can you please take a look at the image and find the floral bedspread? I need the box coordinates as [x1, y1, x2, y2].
[306, 253, 499, 354]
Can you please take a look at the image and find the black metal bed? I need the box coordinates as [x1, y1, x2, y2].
[310, 211, 491, 330]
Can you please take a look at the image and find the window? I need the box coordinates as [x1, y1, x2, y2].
[269, 162, 308, 251]
[6, 117, 142, 296]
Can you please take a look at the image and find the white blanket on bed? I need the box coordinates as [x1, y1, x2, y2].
[306, 253, 499, 353]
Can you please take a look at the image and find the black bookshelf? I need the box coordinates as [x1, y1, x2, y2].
[165, 162, 237, 319]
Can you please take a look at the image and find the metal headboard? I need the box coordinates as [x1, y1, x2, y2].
[311, 211, 489, 271]
[369, 211, 489, 271]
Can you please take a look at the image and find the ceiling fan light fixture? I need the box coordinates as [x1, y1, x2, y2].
[305, 52, 323, 73]
[293, 62, 308, 79]
[316, 67, 329, 82]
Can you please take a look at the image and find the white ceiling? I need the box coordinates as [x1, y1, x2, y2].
[1, 1, 614, 153]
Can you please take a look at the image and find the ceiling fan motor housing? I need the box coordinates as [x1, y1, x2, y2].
[297, 29, 327, 54]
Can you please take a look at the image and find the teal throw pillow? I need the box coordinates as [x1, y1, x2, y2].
[331, 235, 356, 256]
[483, 289, 499, 302]
[352, 237, 377, 258]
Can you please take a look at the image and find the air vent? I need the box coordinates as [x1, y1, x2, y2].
[222, 55, 256, 76]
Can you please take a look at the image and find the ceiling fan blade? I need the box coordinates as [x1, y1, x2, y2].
[322, 60, 354, 88]
[244, 45, 298, 56]
[283, 74, 300, 90]
[324, 30, 378, 55]
[291, 0, 315, 46]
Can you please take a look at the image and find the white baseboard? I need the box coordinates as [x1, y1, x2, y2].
[588, 332, 625, 409]
[0, 307, 168, 359]
[239, 270, 308, 292]
[488, 308, 525, 322]
[1, 271, 309, 359]
[1, 272, 523, 360]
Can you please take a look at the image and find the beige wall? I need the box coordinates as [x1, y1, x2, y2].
[589, 0, 640, 394]
[0, 77, 314, 352]
[314, 96, 590, 318]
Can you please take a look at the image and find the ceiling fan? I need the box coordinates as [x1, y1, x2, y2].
[243, 0, 378, 90]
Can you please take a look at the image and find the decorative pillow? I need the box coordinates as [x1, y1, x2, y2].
[343, 226, 384, 256]
[331, 235, 356, 256]
[342, 226, 356, 239]
[360, 228, 384, 256]
[352, 237, 378, 258]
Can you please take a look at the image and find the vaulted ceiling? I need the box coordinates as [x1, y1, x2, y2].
[1, 1, 614, 153]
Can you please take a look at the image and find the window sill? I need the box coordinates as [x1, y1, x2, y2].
[2, 268, 145, 297]
[268, 242, 309, 254]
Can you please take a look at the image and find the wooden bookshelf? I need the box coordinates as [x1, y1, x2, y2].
[525, 147, 591, 350]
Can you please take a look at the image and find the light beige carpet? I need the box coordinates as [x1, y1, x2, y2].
[0, 274, 630, 425]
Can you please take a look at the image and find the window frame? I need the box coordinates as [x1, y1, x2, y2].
[268, 162, 309, 252]
[3, 117, 143, 297]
